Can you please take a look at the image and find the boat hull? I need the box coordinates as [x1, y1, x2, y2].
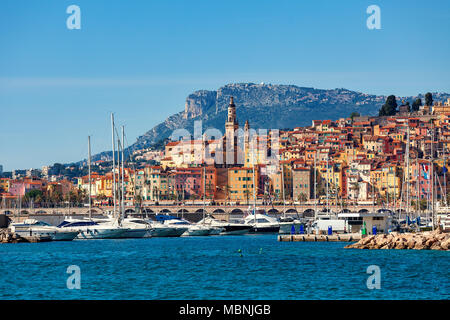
[76, 228, 127, 239]
[119, 229, 150, 239]
[13, 228, 79, 241]
[220, 225, 252, 235]
[150, 227, 187, 237]
[182, 228, 211, 237]
[51, 231, 79, 241]
[249, 225, 280, 233]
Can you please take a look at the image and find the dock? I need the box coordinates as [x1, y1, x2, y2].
[278, 233, 362, 242]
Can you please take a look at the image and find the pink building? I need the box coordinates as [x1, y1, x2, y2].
[8, 179, 43, 197]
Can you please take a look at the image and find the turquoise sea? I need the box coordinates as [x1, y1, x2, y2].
[0, 235, 448, 300]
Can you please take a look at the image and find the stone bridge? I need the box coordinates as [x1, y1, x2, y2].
[1, 204, 394, 217]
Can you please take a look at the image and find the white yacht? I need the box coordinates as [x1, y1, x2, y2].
[57, 218, 128, 239]
[118, 218, 152, 238]
[278, 216, 303, 234]
[244, 210, 280, 233]
[156, 215, 212, 236]
[10, 219, 79, 241]
[197, 216, 251, 235]
[153, 215, 192, 236]
[183, 223, 214, 237]
[93, 216, 150, 238]
[145, 219, 186, 237]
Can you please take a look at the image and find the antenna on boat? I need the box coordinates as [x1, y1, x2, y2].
[111, 113, 116, 219]
[121, 125, 125, 221]
[406, 120, 410, 220]
[88, 135, 92, 220]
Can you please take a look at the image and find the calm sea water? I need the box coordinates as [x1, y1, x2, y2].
[0, 235, 448, 300]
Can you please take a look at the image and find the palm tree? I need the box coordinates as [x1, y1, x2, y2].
[350, 181, 360, 206]
[243, 189, 251, 205]
[297, 192, 307, 205]
[224, 184, 231, 206]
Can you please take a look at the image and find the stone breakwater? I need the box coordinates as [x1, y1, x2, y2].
[345, 229, 449, 251]
[0, 229, 46, 243]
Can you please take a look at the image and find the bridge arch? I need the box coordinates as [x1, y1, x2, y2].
[358, 209, 369, 213]
[268, 208, 279, 215]
[20, 210, 29, 215]
[213, 208, 225, 214]
[285, 208, 298, 214]
[303, 208, 315, 217]
[160, 208, 172, 214]
[231, 208, 243, 215]
[142, 208, 154, 214]
[124, 208, 135, 214]
[35, 210, 47, 214]
[340, 208, 351, 213]
[178, 208, 189, 213]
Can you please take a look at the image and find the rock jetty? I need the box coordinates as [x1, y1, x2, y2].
[1, 229, 48, 243]
[345, 228, 449, 251]
[1, 229, 21, 243]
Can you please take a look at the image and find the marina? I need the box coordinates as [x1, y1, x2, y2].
[0, 234, 448, 300]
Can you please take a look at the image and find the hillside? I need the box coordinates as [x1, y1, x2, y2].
[88, 83, 450, 162]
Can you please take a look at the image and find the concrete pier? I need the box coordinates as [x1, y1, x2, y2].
[278, 233, 362, 242]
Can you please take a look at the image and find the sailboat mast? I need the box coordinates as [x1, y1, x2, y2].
[281, 161, 285, 216]
[406, 121, 410, 219]
[88, 135, 92, 220]
[431, 121, 435, 230]
[252, 147, 257, 224]
[203, 165, 206, 221]
[444, 140, 447, 206]
[121, 126, 125, 219]
[111, 113, 116, 218]
[394, 164, 397, 212]
[326, 152, 329, 216]
[117, 136, 121, 219]
[416, 158, 419, 213]
[314, 151, 317, 221]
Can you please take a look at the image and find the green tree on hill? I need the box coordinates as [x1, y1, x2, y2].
[412, 98, 422, 112]
[425, 92, 433, 106]
[350, 112, 360, 122]
[379, 95, 398, 116]
[405, 101, 411, 112]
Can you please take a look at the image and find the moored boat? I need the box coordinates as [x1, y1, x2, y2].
[10, 219, 79, 241]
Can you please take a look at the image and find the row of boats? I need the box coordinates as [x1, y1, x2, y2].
[9, 211, 303, 242]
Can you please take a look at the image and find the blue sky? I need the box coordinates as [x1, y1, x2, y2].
[1, 0, 449, 171]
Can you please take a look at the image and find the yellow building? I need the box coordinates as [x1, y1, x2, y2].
[143, 166, 169, 201]
[228, 167, 259, 203]
[432, 98, 450, 115]
[381, 165, 401, 199]
[0, 178, 9, 192]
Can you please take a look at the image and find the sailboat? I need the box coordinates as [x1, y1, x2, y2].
[243, 152, 280, 233]
[188, 166, 222, 236]
[114, 125, 151, 238]
[58, 133, 128, 239]
[10, 219, 79, 241]
[277, 161, 302, 234]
